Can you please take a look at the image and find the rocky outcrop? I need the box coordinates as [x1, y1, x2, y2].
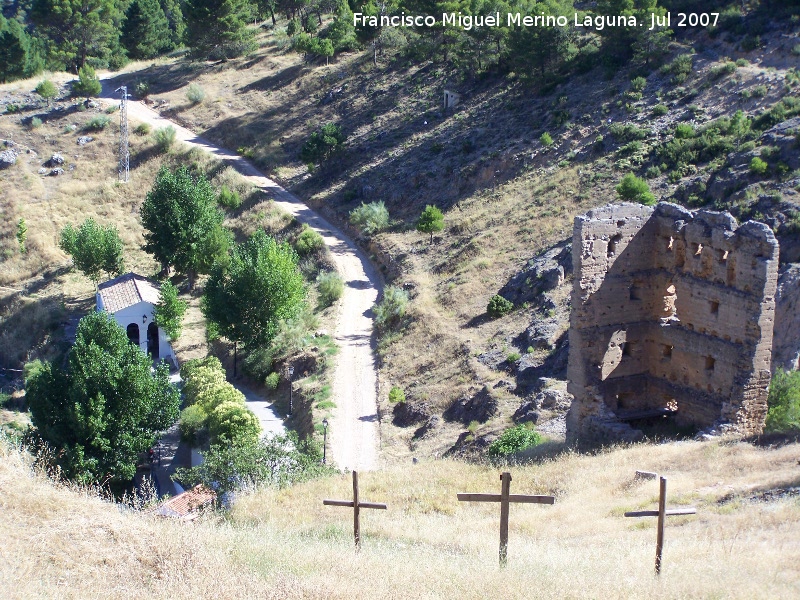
[499, 240, 572, 305]
[443, 386, 498, 424]
[773, 264, 800, 372]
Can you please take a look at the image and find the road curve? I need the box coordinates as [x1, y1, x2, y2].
[99, 82, 381, 471]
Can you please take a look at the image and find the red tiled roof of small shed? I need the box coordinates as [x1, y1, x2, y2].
[97, 272, 162, 313]
[153, 485, 216, 521]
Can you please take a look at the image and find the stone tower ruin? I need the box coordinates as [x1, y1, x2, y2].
[566, 202, 779, 443]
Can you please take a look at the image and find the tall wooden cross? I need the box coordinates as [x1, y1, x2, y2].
[624, 476, 696, 574]
[323, 471, 387, 549]
[457, 471, 555, 566]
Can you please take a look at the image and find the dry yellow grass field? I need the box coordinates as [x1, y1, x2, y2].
[3, 436, 799, 599]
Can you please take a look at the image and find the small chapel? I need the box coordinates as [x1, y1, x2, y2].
[96, 272, 178, 368]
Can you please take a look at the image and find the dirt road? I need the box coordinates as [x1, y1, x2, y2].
[100, 83, 381, 471]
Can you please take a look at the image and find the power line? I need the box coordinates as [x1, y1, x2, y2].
[115, 86, 129, 183]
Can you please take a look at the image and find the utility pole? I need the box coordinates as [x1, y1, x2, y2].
[115, 86, 129, 183]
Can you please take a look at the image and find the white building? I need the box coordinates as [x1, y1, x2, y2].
[96, 273, 178, 368]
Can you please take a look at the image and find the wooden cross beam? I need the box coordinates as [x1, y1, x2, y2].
[624, 476, 696, 574]
[323, 471, 387, 549]
[457, 471, 555, 566]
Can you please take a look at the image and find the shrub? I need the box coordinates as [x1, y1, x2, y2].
[487, 294, 513, 318]
[72, 66, 101, 97]
[488, 424, 541, 457]
[609, 123, 649, 142]
[540, 132, 553, 147]
[674, 123, 695, 139]
[134, 80, 151, 98]
[652, 104, 669, 116]
[374, 286, 408, 330]
[507, 352, 521, 363]
[217, 185, 242, 209]
[388, 386, 405, 403]
[630, 76, 647, 93]
[104, 104, 119, 114]
[154, 125, 176, 152]
[134, 123, 151, 135]
[349, 201, 390, 235]
[84, 115, 111, 131]
[186, 83, 206, 104]
[317, 271, 344, 307]
[616, 173, 656, 205]
[179, 404, 208, 446]
[300, 123, 346, 164]
[749, 157, 768, 175]
[765, 370, 800, 432]
[296, 225, 324, 255]
[265, 372, 280, 390]
[30, 116, 42, 129]
[35, 79, 58, 105]
[645, 166, 661, 179]
[207, 400, 260, 445]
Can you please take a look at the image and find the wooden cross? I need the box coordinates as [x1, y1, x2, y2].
[624, 476, 696, 574]
[457, 471, 555, 566]
[323, 471, 387, 549]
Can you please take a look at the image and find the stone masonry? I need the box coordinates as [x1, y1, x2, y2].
[566, 202, 780, 444]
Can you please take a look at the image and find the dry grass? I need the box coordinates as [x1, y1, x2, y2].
[3, 437, 800, 598]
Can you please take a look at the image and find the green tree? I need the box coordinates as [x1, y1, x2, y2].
[140, 166, 230, 288]
[35, 79, 58, 105]
[202, 229, 306, 349]
[487, 294, 512, 318]
[121, 0, 172, 60]
[72, 65, 101, 97]
[616, 173, 656, 205]
[183, 0, 256, 60]
[354, 0, 384, 65]
[16, 218, 27, 254]
[416, 204, 444, 244]
[765, 369, 800, 433]
[30, 0, 123, 72]
[26, 311, 180, 486]
[488, 424, 540, 457]
[506, 0, 575, 78]
[59, 218, 125, 285]
[300, 122, 345, 164]
[154, 281, 188, 340]
[0, 18, 44, 83]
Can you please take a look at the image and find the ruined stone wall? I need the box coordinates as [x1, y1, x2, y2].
[566, 203, 779, 443]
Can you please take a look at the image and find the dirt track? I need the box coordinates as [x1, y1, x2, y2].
[99, 82, 381, 471]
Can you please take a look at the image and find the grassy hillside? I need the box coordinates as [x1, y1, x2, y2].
[3, 435, 800, 598]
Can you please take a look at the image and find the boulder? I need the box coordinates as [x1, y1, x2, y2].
[444, 386, 498, 424]
[0, 149, 16, 169]
[392, 400, 431, 427]
[46, 153, 64, 167]
[49, 167, 64, 176]
[76, 136, 93, 145]
[498, 240, 572, 305]
[84, 99, 99, 109]
[526, 317, 563, 350]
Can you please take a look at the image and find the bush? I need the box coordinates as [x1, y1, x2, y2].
[374, 286, 408, 330]
[317, 271, 344, 307]
[630, 76, 647, 93]
[488, 424, 541, 457]
[652, 104, 669, 116]
[134, 80, 151, 98]
[84, 115, 111, 131]
[300, 123, 345, 164]
[265, 372, 280, 390]
[134, 123, 151, 135]
[645, 166, 661, 179]
[674, 123, 695, 139]
[487, 294, 513, 318]
[35, 79, 58, 104]
[749, 156, 768, 175]
[388, 386, 405, 403]
[29, 117, 42, 129]
[349, 201, 390, 235]
[207, 400, 260, 445]
[296, 225, 324, 255]
[540, 132, 553, 147]
[217, 185, 242, 209]
[610, 123, 650, 142]
[765, 370, 800, 432]
[186, 83, 206, 104]
[179, 404, 208, 446]
[616, 173, 656, 205]
[154, 126, 176, 152]
[72, 66, 101, 97]
[507, 352, 521, 363]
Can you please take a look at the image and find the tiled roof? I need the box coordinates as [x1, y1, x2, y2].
[97, 272, 162, 313]
[153, 485, 216, 521]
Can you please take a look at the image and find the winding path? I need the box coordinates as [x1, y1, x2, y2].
[100, 81, 381, 471]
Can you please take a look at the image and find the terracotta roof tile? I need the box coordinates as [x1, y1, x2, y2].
[97, 273, 162, 313]
[153, 485, 216, 520]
